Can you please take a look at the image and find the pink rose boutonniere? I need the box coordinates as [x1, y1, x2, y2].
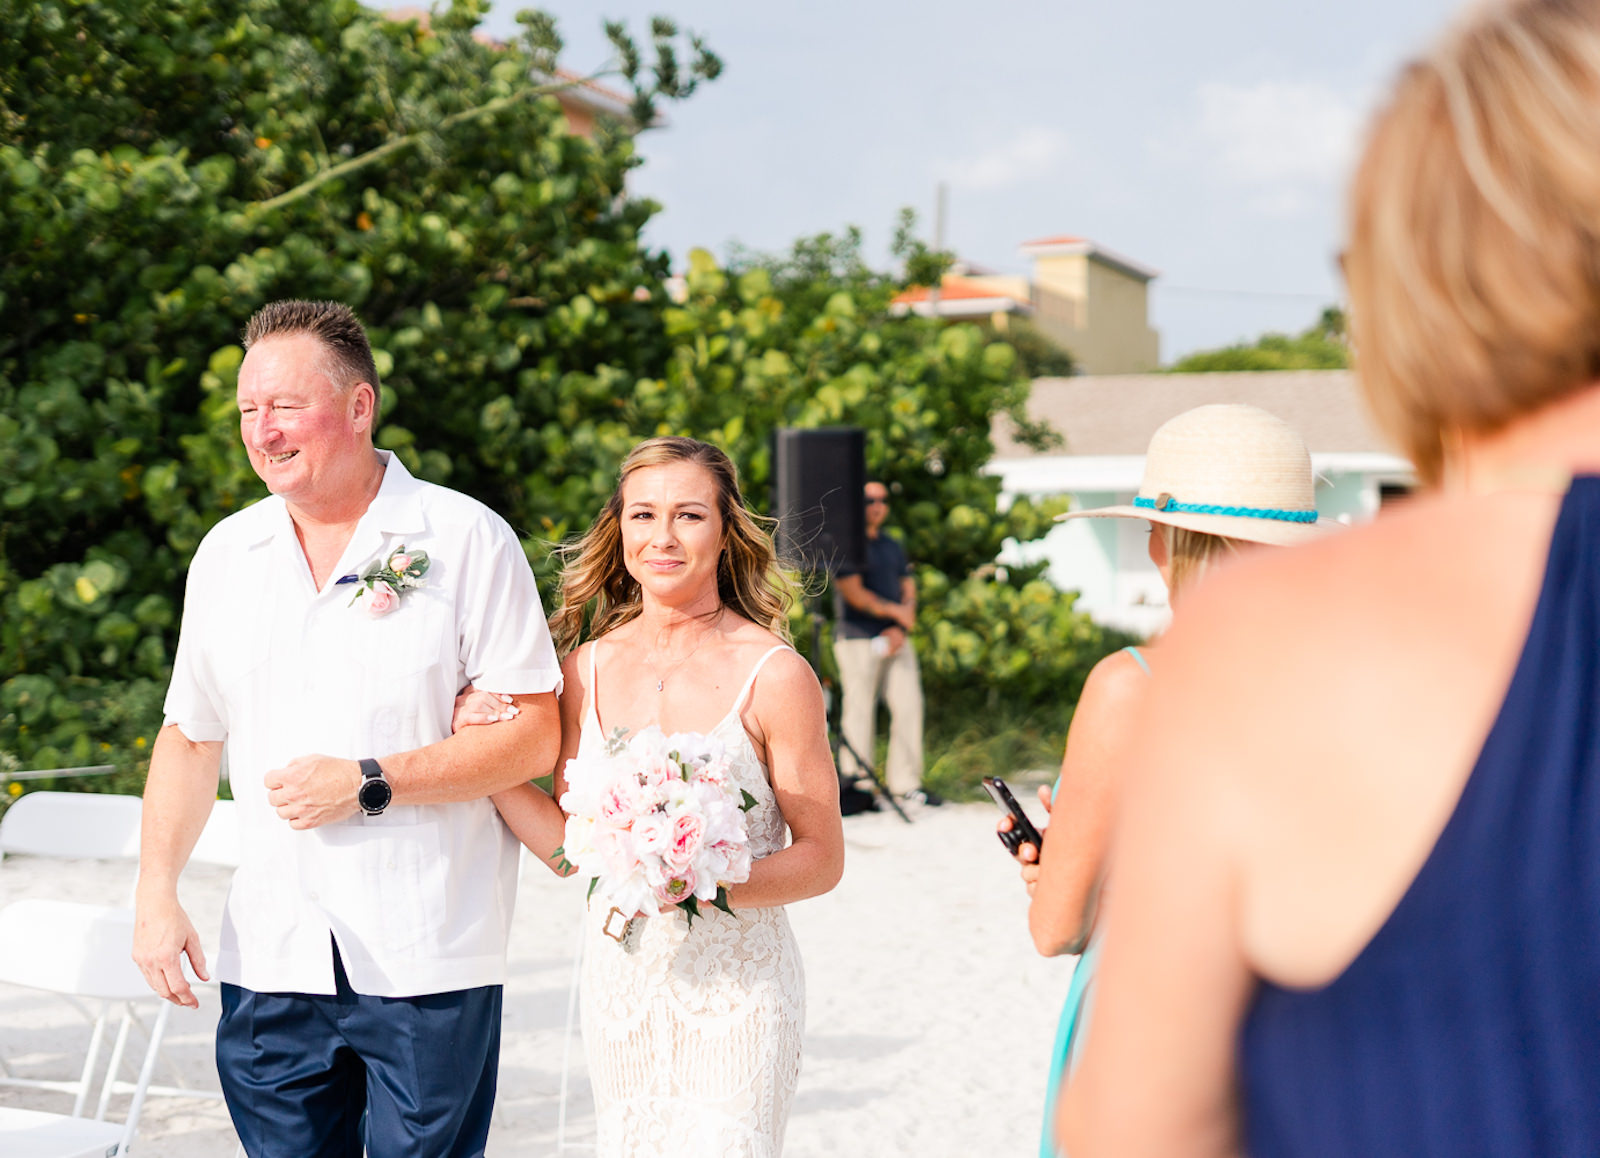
[348, 545, 430, 617]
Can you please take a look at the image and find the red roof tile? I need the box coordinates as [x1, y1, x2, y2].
[891, 276, 1023, 305]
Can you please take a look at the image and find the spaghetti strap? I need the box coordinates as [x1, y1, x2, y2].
[726, 645, 792, 722]
[586, 640, 602, 731]
[1124, 645, 1151, 675]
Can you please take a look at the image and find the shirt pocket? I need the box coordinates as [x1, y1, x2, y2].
[350, 589, 453, 746]
[206, 613, 275, 733]
[315, 821, 447, 958]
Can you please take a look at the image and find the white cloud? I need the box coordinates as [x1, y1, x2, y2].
[937, 126, 1070, 193]
[1184, 80, 1367, 214]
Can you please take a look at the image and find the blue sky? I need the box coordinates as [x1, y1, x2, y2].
[478, 1, 1462, 361]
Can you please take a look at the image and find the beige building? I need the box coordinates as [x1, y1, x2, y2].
[891, 235, 1162, 374]
[1020, 236, 1160, 374]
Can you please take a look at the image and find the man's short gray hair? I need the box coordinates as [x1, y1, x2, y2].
[242, 300, 381, 407]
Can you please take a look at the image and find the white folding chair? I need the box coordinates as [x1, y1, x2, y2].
[0, 902, 171, 1154]
[0, 1104, 123, 1158]
[0, 794, 242, 1152]
[0, 792, 146, 1101]
[0, 792, 143, 864]
[94, 799, 240, 1111]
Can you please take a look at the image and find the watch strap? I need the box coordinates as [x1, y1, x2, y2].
[359, 757, 384, 782]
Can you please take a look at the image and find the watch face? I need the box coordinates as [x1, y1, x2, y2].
[358, 776, 392, 813]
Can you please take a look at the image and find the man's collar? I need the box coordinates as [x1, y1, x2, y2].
[362, 450, 427, 536]
[236, 450, 426, 548]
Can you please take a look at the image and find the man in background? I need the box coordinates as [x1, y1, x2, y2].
[833, 480, 938, 806]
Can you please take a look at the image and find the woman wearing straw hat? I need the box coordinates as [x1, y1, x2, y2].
[1059, 3, 1600, 1156]
[1005, 401, 1328, 1158]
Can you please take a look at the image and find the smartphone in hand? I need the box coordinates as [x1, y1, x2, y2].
[982, 776, 1043, 856]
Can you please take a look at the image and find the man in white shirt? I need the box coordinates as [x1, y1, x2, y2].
[133, 300, 567, 1157]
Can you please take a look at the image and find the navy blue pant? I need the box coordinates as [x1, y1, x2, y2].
[216, 943, 501, 1158]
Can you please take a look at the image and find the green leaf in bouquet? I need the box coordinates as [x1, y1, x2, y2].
[680, 895, 701, 928]
[740, 788, 758, 812]
[710, 887, 734, 916]
[587, 877, 600, 902]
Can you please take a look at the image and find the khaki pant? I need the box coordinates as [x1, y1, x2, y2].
[834, 635, 924, 797]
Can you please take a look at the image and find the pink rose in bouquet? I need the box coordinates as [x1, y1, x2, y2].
[655, 869, 697, 907]
[599, 779, 640, 824]
[665, 813, 706, 873]
[631, 812, 673, 860]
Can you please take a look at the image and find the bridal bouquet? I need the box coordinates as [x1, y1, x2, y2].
[557, 726, 758, 928]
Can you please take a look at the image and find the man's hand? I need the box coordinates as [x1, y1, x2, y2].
[132, 891, 210, 1008]
[887, 602, 916, 632]
[881, 626, 907, 656]
[265, 755, 361, 829]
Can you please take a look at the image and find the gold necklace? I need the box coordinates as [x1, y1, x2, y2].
[648, 607, 724, 693]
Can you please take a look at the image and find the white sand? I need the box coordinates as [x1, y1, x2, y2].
[0, 801, 1076, 1156]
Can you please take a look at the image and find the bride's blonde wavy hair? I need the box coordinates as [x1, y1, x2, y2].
[549, 437, 797, 654]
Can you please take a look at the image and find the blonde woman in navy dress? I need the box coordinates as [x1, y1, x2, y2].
[1061, 2, 1600, 1154]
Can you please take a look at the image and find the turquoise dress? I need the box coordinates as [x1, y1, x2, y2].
[1039, 645, 1148, 1158]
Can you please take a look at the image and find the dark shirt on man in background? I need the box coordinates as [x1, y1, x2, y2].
[836, 535, 913, 639]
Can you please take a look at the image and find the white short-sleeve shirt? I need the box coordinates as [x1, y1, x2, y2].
[163, 452, 561, 997]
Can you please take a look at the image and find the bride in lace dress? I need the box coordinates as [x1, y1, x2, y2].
[479, 436, 845, 1157]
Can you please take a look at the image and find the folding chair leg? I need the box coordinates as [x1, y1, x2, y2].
[96, 1007, 135, 1120]
[72, 999, 112, 1117]
[118, 1000, 170, 1155]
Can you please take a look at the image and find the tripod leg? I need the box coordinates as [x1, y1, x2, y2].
[837, 733, 912, 824]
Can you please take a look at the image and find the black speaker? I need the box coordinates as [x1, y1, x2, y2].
[771, 427, 867, 574]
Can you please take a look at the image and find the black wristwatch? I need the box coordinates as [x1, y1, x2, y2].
[357, 758, 392, 816]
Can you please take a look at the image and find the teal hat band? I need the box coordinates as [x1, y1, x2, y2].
[1133, 494, 1318, 524]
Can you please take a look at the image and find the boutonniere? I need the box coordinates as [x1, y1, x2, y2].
[345, 545, 430, 617]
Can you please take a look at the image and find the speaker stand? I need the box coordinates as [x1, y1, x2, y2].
[806, 597, 912, 825]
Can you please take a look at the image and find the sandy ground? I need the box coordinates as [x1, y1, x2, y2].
[0, 799, 1076, 1156]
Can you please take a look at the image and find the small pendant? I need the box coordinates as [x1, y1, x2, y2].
[656, 679, 664, 692]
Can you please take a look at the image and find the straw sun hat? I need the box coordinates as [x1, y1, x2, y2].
[1055, 403, 1330, 547]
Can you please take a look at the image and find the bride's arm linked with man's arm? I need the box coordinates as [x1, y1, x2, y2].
[465, 647, 587, 877]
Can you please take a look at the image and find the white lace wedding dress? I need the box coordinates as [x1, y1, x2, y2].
[575, 643, 805, 1158]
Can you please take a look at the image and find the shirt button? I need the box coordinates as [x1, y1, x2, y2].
[386, 861, 396, 870]
[308, 891, 319, 902]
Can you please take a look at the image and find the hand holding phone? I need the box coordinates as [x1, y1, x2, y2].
[982, 776, 1043, 857]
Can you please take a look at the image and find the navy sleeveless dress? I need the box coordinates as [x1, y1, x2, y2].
[1239, 477, 1600, 1157]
